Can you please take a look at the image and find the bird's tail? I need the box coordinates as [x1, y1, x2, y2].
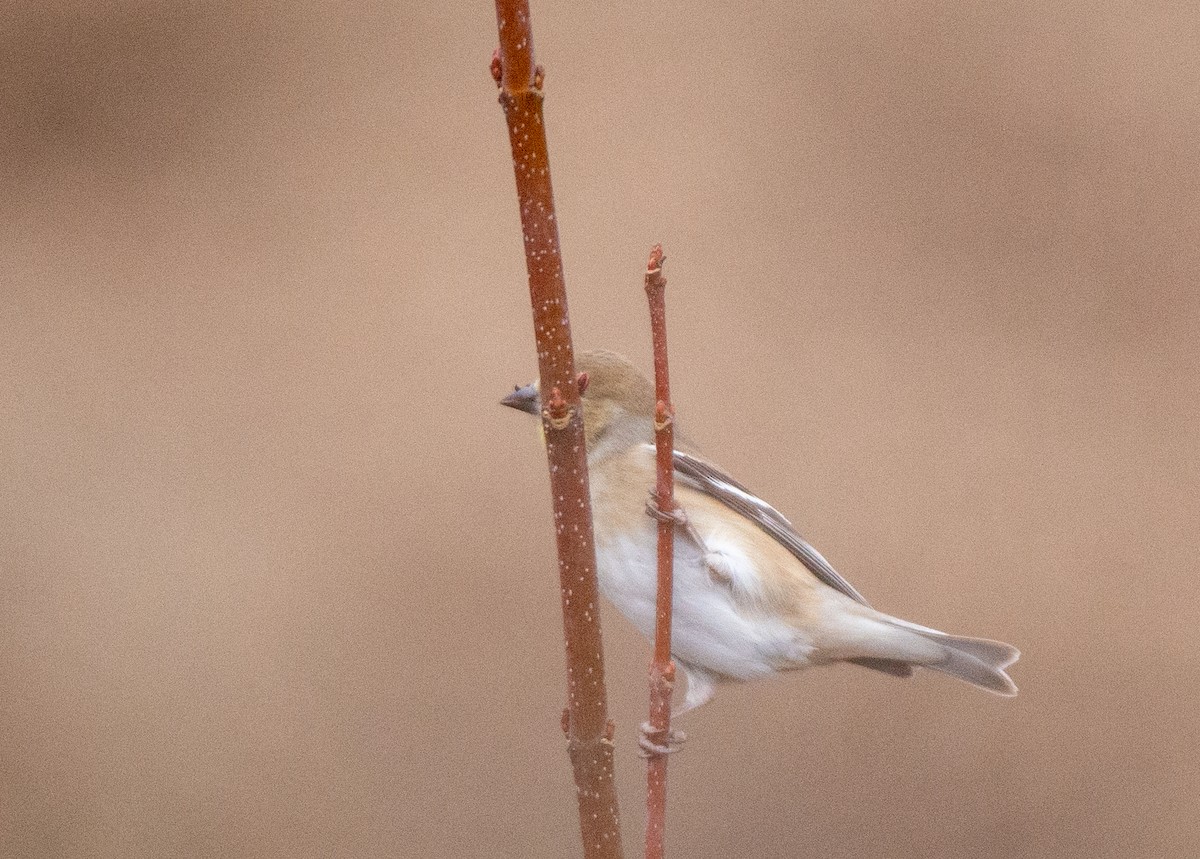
[840, 613, 1020, 696]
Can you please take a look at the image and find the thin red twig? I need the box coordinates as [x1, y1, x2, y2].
[643, 245, 675, 859]
[492, 4, 624, 857]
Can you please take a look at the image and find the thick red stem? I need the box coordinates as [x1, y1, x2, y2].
[492, 4, 623, 857]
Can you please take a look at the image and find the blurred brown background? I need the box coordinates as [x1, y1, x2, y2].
[2, 2, 1197, 857]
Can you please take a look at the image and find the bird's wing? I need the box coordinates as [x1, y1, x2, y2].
[672, 449, 871, 607]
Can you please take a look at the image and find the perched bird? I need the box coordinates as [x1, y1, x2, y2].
[503, 350, 1018, 748]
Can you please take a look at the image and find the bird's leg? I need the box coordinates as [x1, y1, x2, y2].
[646, 491, 735, 588]
[646, 491, 741, 591]
[646, 490, 709, 552]
[636, 663, 716, 757]
[673, 663, 716, 717]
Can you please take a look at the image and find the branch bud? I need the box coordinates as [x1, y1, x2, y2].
[544, 386, 573, 430]
[654, 400, 673, 432]
[489, 49, 502, 86]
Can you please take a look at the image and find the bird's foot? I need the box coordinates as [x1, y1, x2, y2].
[645, 494, 709, 551]
[645, 493, 687, 526]
[638, 721, 687, 758]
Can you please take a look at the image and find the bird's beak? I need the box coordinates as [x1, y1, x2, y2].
[501, 383, 540, 415]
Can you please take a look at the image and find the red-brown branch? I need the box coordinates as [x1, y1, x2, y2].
[643, 244, 676, 859]
[492, 4, 624, 857]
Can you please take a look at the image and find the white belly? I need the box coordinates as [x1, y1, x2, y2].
[594, 523, 813, 680]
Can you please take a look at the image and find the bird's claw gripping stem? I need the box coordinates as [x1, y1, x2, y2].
[638, 721, 687, 758]
[646, 492, 708, 551]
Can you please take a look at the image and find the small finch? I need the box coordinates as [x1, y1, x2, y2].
[504, 350, 1018, 748]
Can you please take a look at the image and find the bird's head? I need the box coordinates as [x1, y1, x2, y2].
[501, 349, 656, 458]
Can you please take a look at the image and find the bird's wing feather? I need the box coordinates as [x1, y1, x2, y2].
[672, 449, 871, 607]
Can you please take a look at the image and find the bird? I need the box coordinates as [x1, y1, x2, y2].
[502, 349, 1018, 751]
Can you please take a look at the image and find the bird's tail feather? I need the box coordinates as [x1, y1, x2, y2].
[836, 613, 1020, 695]
[881, 616, 1019, 696]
